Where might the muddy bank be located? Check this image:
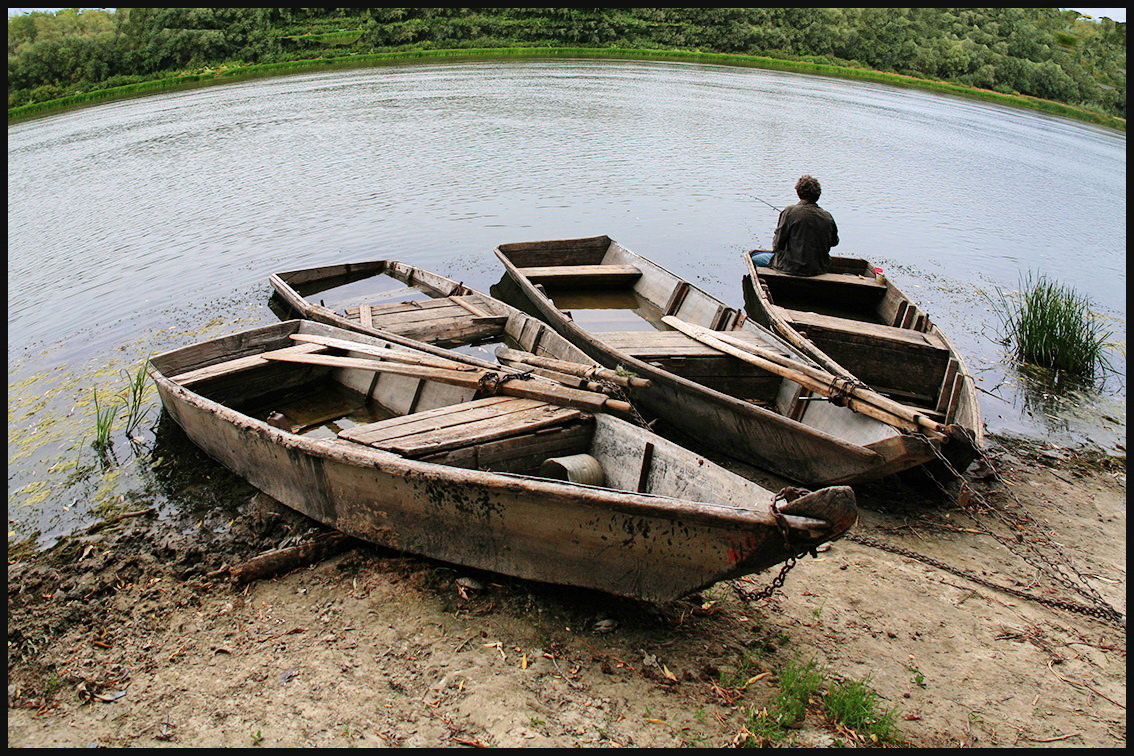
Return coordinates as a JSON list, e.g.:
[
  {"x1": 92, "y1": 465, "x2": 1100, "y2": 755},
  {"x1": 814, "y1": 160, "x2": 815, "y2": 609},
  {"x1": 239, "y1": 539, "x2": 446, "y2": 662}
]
[{"x1": 7, "y1": 437, "x2": 1126, "y2": 748}]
